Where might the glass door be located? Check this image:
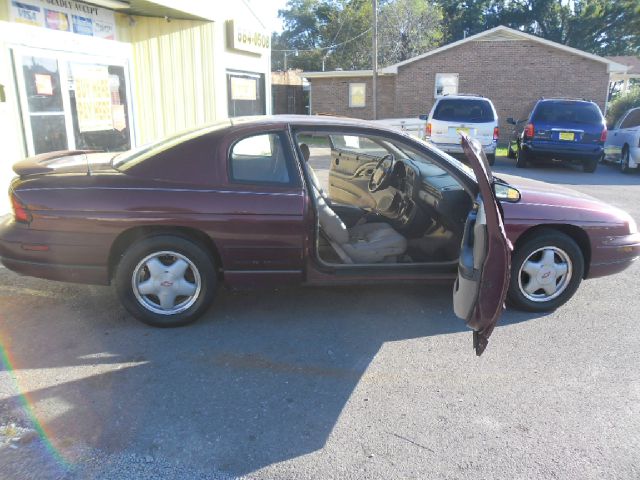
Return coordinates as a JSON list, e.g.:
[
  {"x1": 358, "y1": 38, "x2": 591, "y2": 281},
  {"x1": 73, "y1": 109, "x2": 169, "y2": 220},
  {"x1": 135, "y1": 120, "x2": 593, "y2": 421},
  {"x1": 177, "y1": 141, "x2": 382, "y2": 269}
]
[
  {"x1": 13, "y1": 48, "x2": 133, "y2": 156},
  {"x1": 17, "y1": 54, "x2": 70, "y2": 154}
]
